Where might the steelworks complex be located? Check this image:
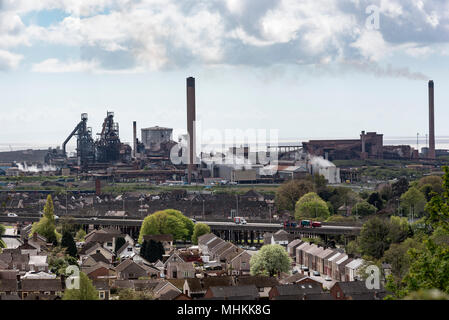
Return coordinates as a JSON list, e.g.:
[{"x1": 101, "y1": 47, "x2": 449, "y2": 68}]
[{"x1": 0, "y1": 79, "x2": 444, "y2": 185}]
